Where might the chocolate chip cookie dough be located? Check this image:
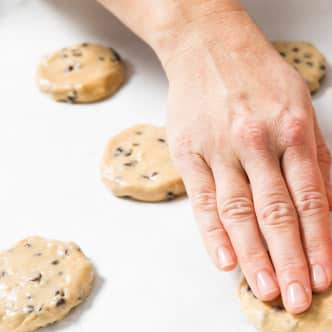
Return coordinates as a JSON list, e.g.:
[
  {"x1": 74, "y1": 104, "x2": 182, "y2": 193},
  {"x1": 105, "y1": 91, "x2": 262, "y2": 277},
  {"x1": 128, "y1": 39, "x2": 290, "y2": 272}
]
[
  {"x1": 239, "y1": 278, "x2": 332, "y2": 332},
  {"x1": 0, "y1": 237, "x2": 94, "y2": 332},
  {"x1": 273, "y1": 41, "x2": 327, "y2": 94},
  {"x1": 101, "y1": 124, "x2": 186, "y2": 202},
  {"x1": 37, "y1": 43, "x2": 125, "y2": 103}
]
